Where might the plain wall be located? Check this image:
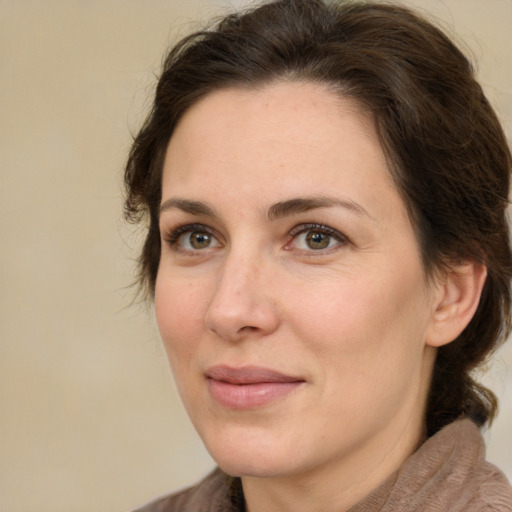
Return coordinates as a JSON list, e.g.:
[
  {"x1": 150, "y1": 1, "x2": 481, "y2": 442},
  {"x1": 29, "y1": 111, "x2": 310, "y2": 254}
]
[{"x1": 1, "y1": 1, "x2": 511, "y2": 511}]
